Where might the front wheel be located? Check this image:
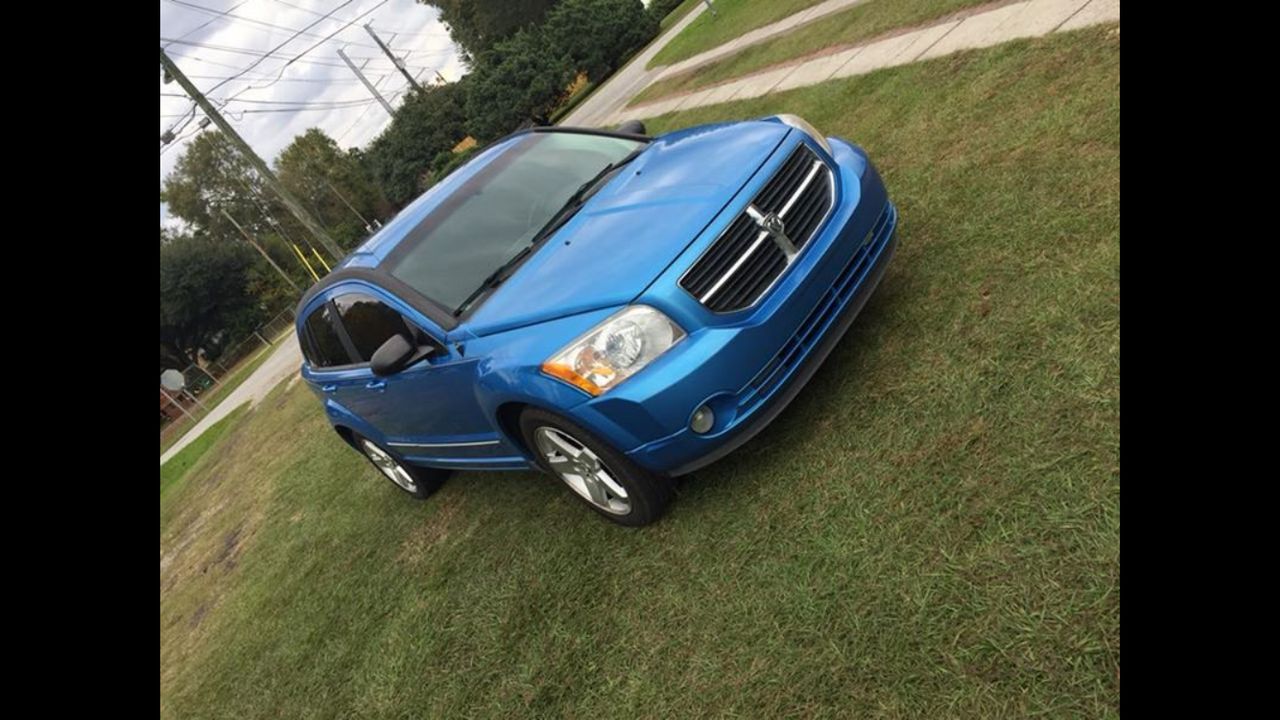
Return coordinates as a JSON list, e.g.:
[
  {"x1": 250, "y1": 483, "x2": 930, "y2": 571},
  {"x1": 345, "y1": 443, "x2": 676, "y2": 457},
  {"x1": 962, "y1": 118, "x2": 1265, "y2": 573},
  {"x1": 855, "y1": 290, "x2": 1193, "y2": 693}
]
[
  {"x1": 519, "y1": 408, "x2": 672, "y2": 526},
  {"x1": 353, "y1": 433, "x2": 446, "y2": 500}
]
